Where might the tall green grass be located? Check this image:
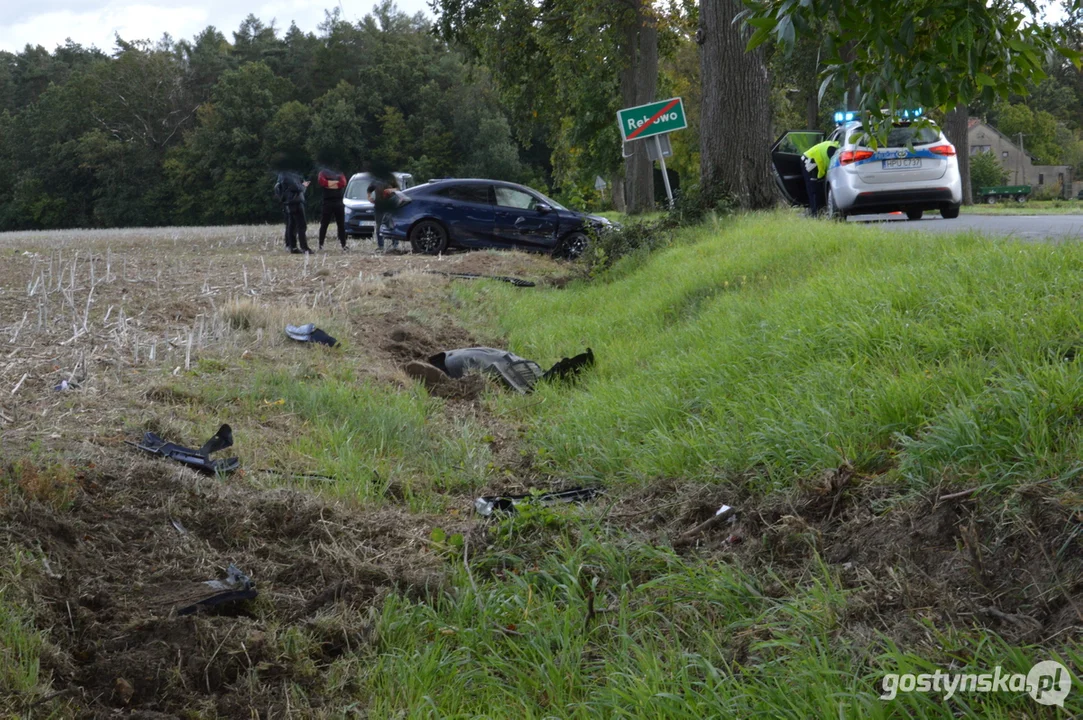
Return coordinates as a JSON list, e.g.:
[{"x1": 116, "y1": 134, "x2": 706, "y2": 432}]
[
  {"x1": 465, "y1": 213, "x2": 1083, "y2": 495},
  {"x1": 0, "y1": 550, "x2": 46, "y2": 712},
  {"x1": 196, "y1": 365, "x2": 494, "y2": 506}
]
